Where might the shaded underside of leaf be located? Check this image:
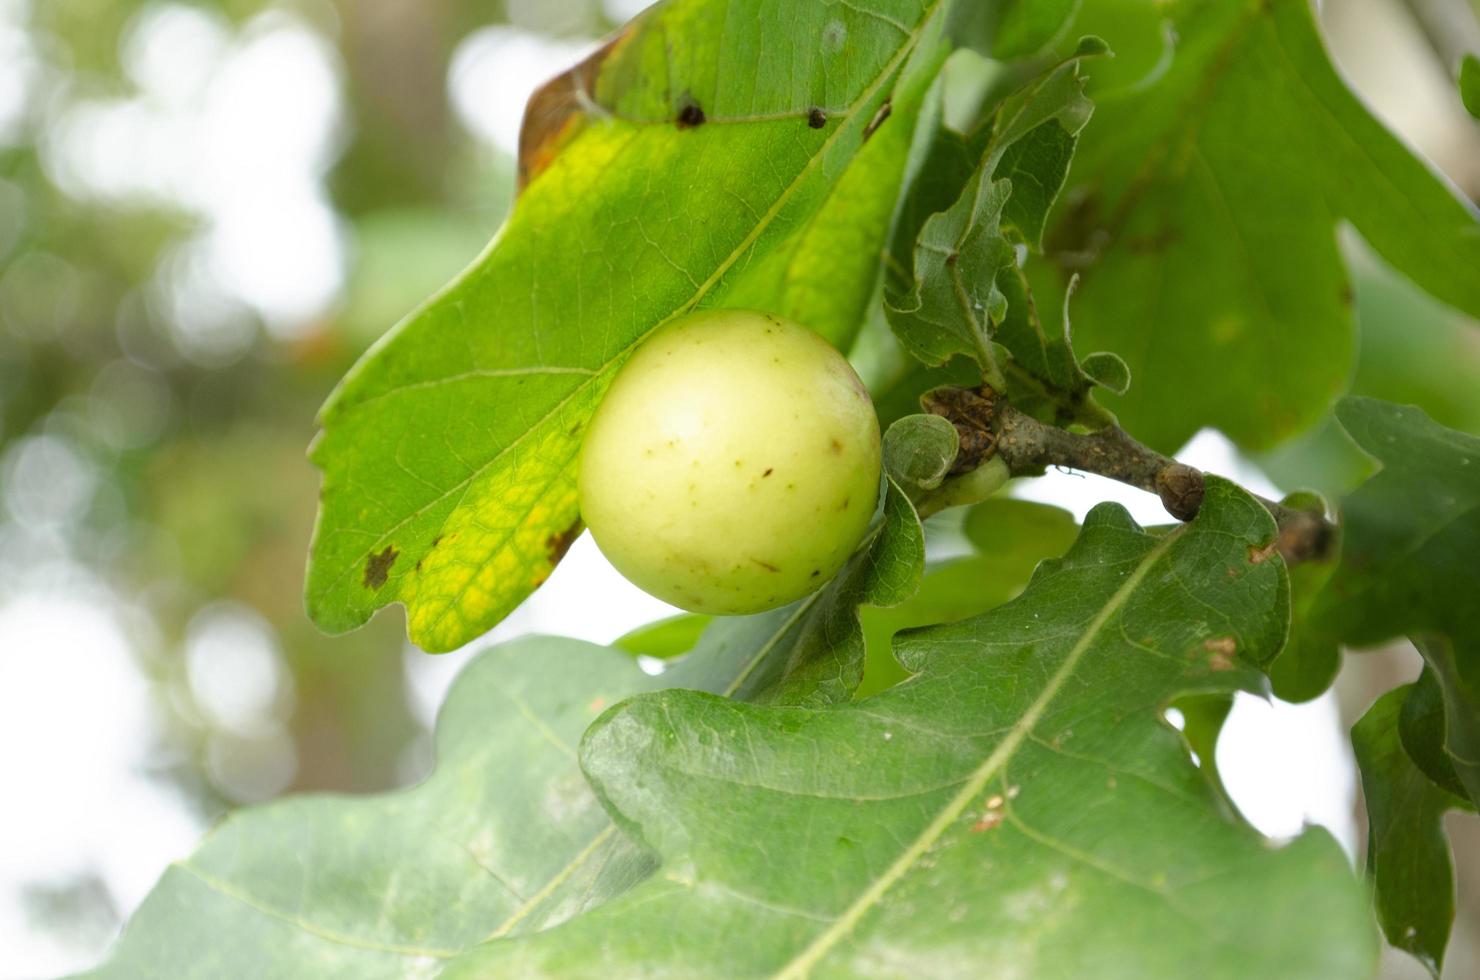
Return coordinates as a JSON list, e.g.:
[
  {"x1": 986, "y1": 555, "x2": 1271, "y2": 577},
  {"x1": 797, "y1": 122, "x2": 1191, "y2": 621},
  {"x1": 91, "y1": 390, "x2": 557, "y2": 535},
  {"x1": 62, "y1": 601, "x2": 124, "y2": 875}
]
[
  {"x1": 306, "y1": 0, "x2": 951, "y2": 652},
  {"x1": 1304, "y1": 398, "x2": 1480, "y2": 804},
  {"x1": 81, "y1": 638, "x2": 659, "y2": 978},
  {"x1": 442, "y1": 480, "x2": 1374, "y2": 978},
  {"x1": 1353, "y1": 685, "x2": 1468, "y2": 978}
]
